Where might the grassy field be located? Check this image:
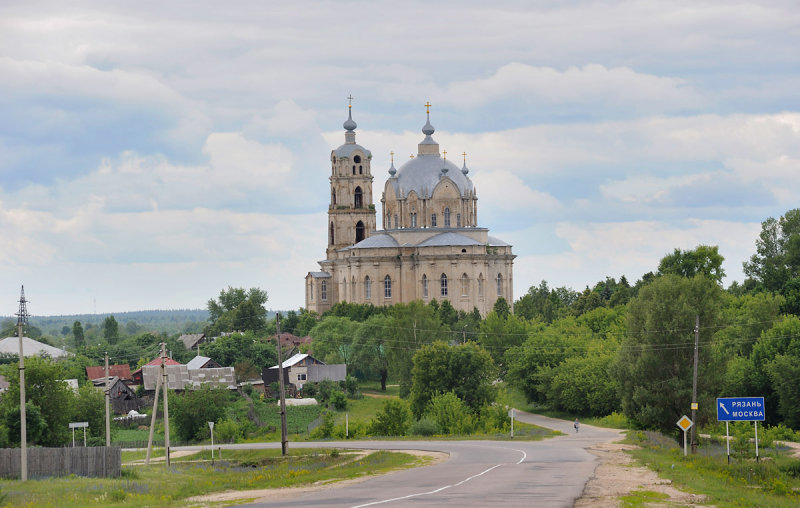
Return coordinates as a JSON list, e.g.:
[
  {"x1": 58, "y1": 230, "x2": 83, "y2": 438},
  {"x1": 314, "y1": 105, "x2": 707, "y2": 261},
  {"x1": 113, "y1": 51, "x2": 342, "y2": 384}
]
[
  {"x1": 0, "y1": 448, "x2": 424, "y2": 507},
  {"x1": 625, "y1": 430, "x2": 800, "y2": 507}
]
